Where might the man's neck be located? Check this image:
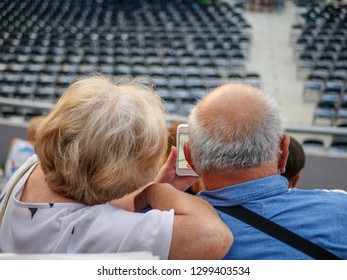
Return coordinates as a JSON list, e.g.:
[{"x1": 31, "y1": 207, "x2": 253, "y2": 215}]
[{"x1": 201, "y1": 164, "x2": 279, "y2": 191}]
